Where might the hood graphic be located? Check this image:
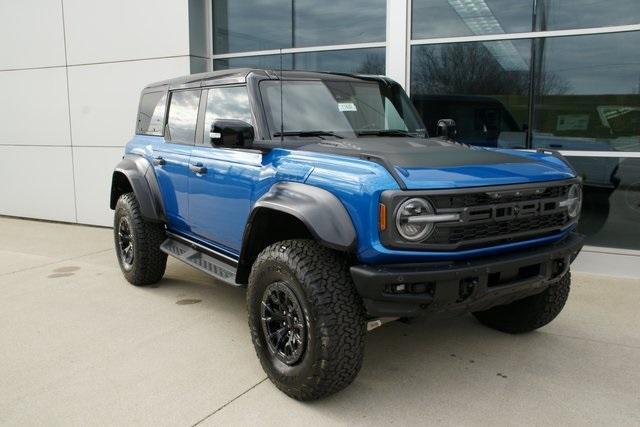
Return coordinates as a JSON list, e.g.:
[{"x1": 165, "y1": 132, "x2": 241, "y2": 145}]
[{"x1": 300, "y1": 137, "x2": 575, "y2": 189}]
